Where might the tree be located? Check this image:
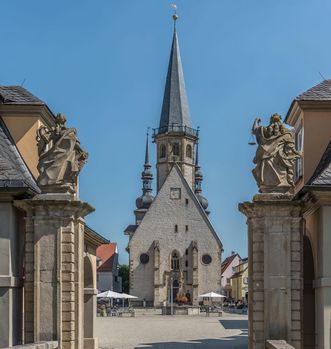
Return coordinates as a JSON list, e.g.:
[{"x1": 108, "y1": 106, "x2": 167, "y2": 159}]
[{"x1": 119, "y1": 264, "x2": 129, "y2": 293}]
